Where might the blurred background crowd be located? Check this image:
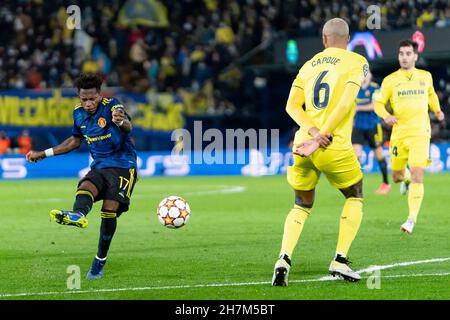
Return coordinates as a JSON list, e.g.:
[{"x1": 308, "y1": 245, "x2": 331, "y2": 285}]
[{"x1": 0, "y1": 0, "x2": 449, "y2": 154}]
